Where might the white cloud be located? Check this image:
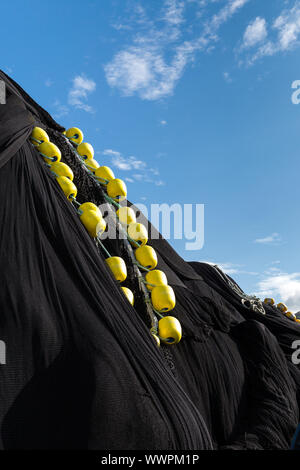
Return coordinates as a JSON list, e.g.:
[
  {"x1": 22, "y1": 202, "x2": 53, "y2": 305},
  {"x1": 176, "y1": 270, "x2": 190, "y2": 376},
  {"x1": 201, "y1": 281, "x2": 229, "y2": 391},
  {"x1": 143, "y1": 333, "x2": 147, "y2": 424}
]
[
  {"x1": 242, "y1": 17, "x2": 267, "y2": 48},
  {"x1": 254, "y1": 233, "x2": 282, "y2": 245},
  {"x1": 204, "y1": 261, "x2": 242, "y2": 275},
  {"x1": 160, "y1": 120, "x2": 167, "y2": 125},
  {"x1": 105, "y1": 0, "x2": 249, "y2": 100},
  {"x1": 102, "y1": 149, "x2": 146, "y2": 171},
  {"x1": 204, "y1": 260, "x2": 259, "y2": 276},
  {"x1": 274, "y1": 3, "x2": 300, "y2": 50},
  {"x1": 218, "y1": 262, "x2": 241, "y2": 275},
  {"x1": 102, "y1": 149, "x2": 165, "y2": 186},
  {"x1": 204, "y1": 258, "x2": 300, "y2": 312},
  {"x1": 254, "y1": 272, "x2": 300, "y2": 313},
  {"x1": 68, "y1": 75, "x2": 96, "y2": 112},
  {"x1": 105, "y1": 44, "x2": 196, "y2": 100},
  {"x1": 242, "y1": 1, "x2": 300, "y2": 65},
  {"x1": 52, "y1": 100, "x2": 69, "y2": 119},
  {"x1": 163, "y1": 0, "x2": 185, "y2": 26},
  {"x1": 223, "y1": 71, "x2": 232, "y2": 83},
  {"x1": 207, "y1": 0, "x2": 249, "y2": 33},
  {"x1": 45, "y1": 79, "x2": 54, "y2": 87}
]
